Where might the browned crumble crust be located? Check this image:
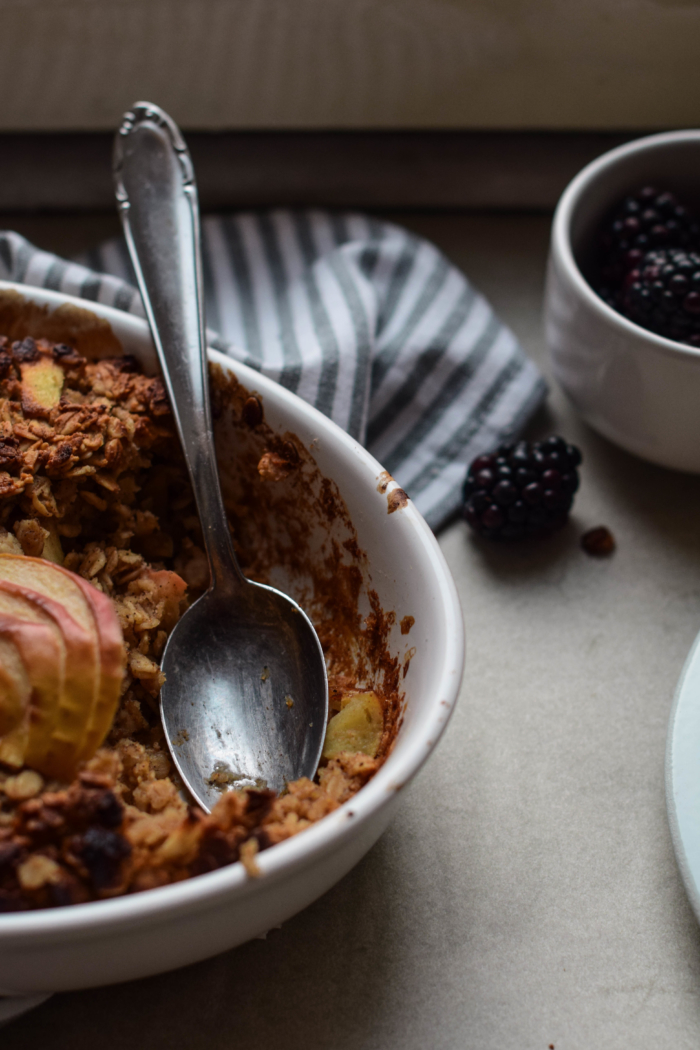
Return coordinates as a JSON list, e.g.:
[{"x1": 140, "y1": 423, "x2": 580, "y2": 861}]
[
  {"x1": 0, "y1": 749, "x2": 377, "y2": 909},
  {"x1": 0, "y1": 336, "x2": 387, "y2": 911}
]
